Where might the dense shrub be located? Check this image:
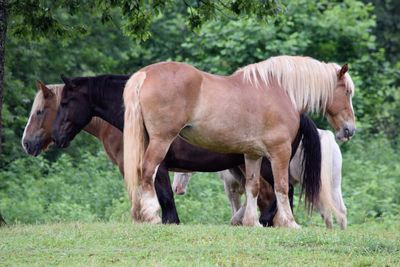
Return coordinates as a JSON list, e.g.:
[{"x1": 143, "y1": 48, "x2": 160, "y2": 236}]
[
  {"x1": 0, "y1": 135, "x2": 399, "y2": 226},
  {"x1": 0, "y1": 150, "x2": 125, "y2": 224}
]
